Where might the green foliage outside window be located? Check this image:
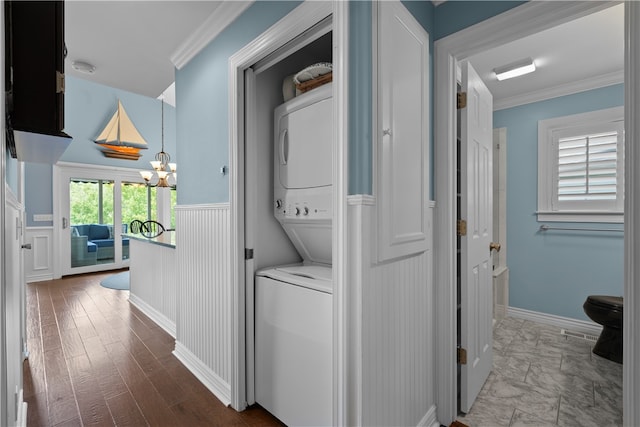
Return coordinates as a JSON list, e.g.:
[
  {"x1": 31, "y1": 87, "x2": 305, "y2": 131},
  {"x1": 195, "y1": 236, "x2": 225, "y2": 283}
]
[{"x1": 69, "y1": 180, "x2": 158, "y2": 228}]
